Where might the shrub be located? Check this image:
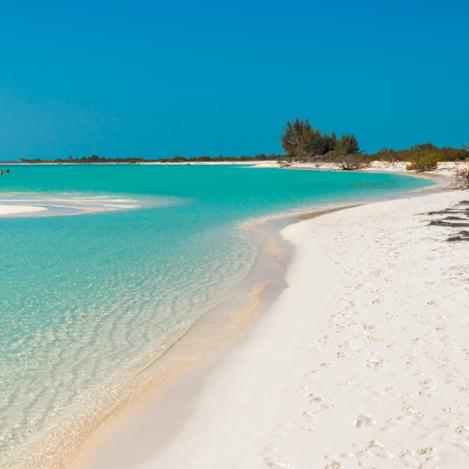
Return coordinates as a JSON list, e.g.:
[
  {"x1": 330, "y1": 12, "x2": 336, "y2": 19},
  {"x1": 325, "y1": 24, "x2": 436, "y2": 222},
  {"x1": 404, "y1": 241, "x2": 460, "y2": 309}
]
[{"x1": 406, "y1": 152, "x2": 440, "y2": 171}]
